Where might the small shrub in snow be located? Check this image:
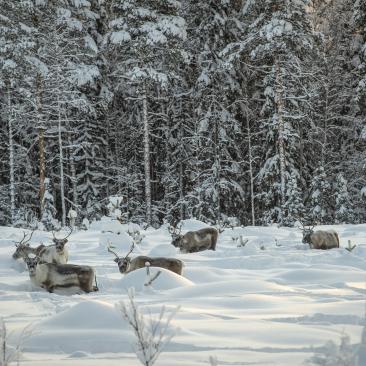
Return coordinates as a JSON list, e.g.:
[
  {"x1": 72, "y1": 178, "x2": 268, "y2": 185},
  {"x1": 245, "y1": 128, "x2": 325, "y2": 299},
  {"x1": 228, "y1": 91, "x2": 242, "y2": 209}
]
[
  {"x1": 345, "y1": 240, "x2": 357, "y2": 252},
  {"x1": 117, "y1": 289, "x2": 179, "y2": 366},
  {"x1": 232, "y1": 235, "x2": 248, "y2": 247},
  {"x1": 309, "y1": 333, "x2": 356, "y2": 366},
  {"x1": 0, "y1": 317, "x2": 33, "y2": 366},
  {"x1": 128, "y1": 228, "x2": 145, "y2": 245}
]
